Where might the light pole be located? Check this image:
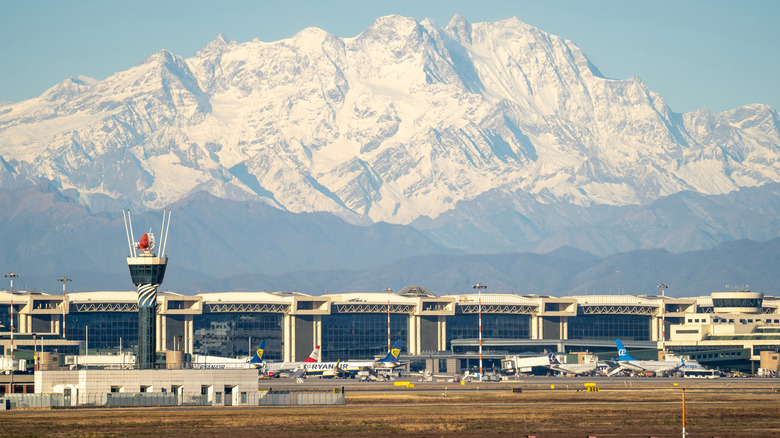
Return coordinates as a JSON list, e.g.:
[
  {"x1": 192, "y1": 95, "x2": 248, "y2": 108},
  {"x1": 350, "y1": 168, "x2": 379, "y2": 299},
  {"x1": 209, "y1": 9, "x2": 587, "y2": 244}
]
[
  {"x1": 5, "y1": 272, "x2": 18, "y2": 393},
  {"x1": 58, "y1": 277, "x2": 71, "y2": 339},
  {"x1": 473, "y1": 283, "x2": 486, "y2": 381},
  {"x1": 384, "y1": 288, "x2": 393, "y2": 352},
  {"x1": 658, "y1": 283, "x2": 669, "y2": 352}
]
